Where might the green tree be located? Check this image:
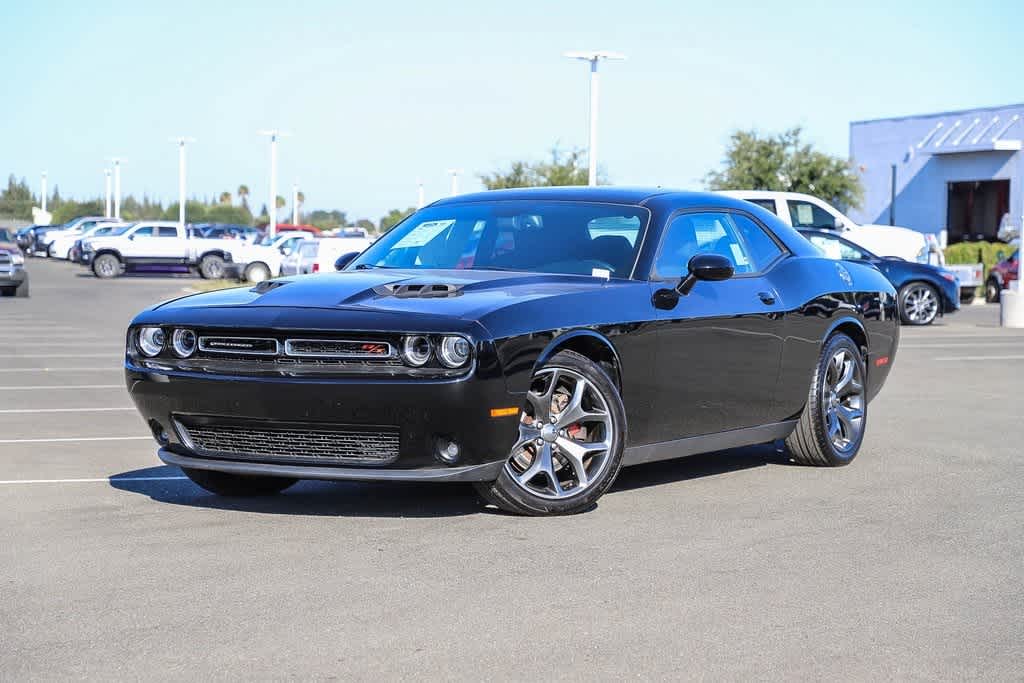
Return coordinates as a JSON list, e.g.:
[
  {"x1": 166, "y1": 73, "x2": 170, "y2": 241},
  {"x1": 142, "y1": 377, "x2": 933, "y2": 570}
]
[
  {"x1": 162, "y1": 200, "x2": 209, "y2": 223},
  {"x1": 0, "y1": 175, "x2": 35, "y2": 219},
  {"x1": 308, "y1": 209, "x2": 347, "y2": 231},
  {"x1": 379, "y1": 207, "x2": 414, "y2": 232},
  {"x1": 51, "y1": 199, "x2": 105, "y2": 224},
  {"x1": 480, "y1": 147, "x2": 591, "y2": 189},
  {"x1": 705, "y1": 127, "x2": 863, "y2": 210},
  {"x1": 354, "y1": 218, "x2": 375, "y2": 233},
  {"x1": 237, "y1": 184, "x2": 250, "y2": 211},
  {"x1": 219, "y1": 191, "x2": 232, "y2": 205},
  {"x1": 206, "y1": 203, "x2": 253, "y2": 225}
]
